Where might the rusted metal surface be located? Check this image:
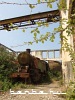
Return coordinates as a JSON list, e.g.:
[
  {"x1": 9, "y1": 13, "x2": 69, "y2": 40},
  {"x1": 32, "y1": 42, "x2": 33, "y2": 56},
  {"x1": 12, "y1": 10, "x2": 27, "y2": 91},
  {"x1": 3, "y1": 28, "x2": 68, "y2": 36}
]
[
  {"x1": 18, "y1": 51, "x2": 34, "y2": 66},
  {"x1": 48, "y1": 60, "x2": 62, "y2": 72},
  {"x1": 10, "y1": 72, "x2": 29, "y2": 78},
  {"x1": 33, "y1": 57, "x2": 47, "y2": 72},
  {"x1": 0, "y1": 2, "x2": 74, "y2": 31},
  {"x1": 0, "y1": 10, "x2": 60, "y2": 30}
]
